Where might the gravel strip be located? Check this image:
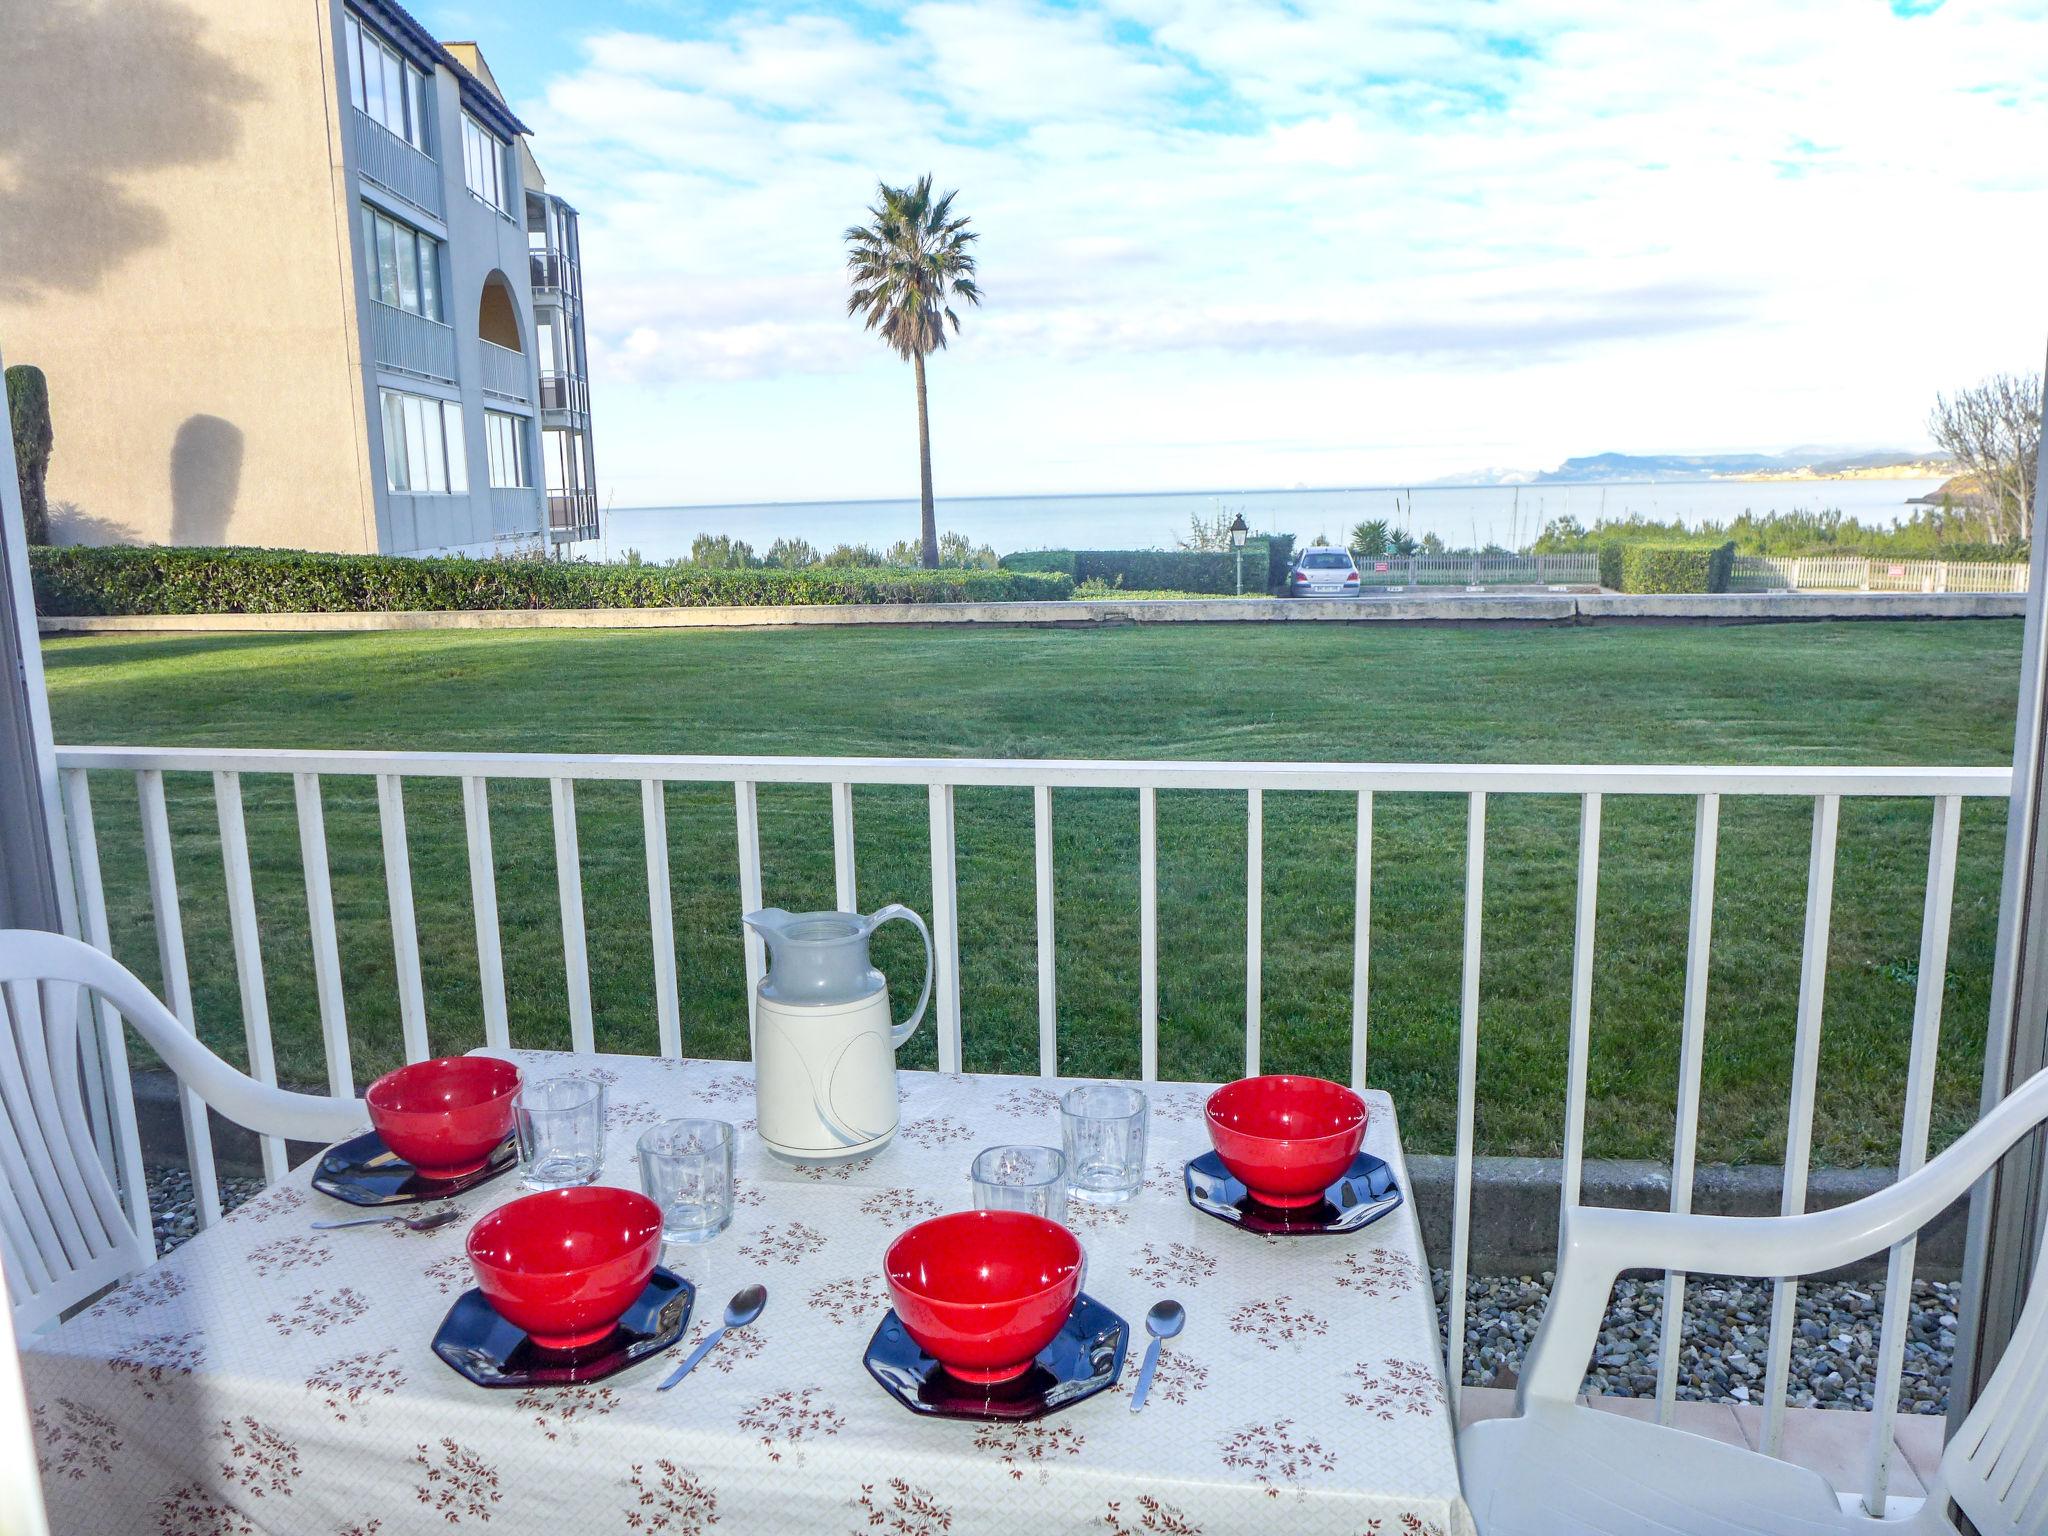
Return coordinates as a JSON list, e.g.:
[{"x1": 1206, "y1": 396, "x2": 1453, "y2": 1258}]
[
  {"x1": 146, "y1": 1165, "x2": 264, "y2": 1257},
  {"x1": 1439, "y1": 1269, "x2": 1957, "y2": 1413},
  {"x1": 142, "y1": 1166, "x2": 1954, "y2": 1414}
]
